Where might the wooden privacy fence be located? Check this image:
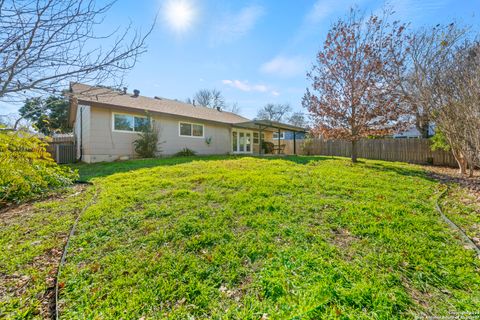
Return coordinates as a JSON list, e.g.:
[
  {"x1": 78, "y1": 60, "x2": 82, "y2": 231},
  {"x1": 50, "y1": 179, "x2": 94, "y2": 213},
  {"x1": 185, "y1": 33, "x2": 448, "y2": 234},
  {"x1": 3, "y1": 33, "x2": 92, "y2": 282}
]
[
  {"x1": 283, "y1": 138, "x2": 458, "y2": 167},
  {"x1": 46, "y1": 134, "x2": 76, "y2": 164}
]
